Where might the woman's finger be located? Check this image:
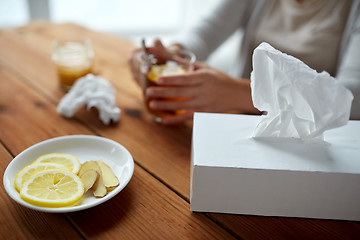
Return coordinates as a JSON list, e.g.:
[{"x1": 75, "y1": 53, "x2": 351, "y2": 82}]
[
  {"x1": 146, "y1": 85, "x2": 198, "y2": 98},
  {"x1": 157, "y1": 70, "x2": 208, "y2": 86},
  {"x1": 193, "y1": 61, "x2": 210, "y2": 70},
  {"x1": 147, "y1": 39, "x2": 171, "y2": 63}
]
